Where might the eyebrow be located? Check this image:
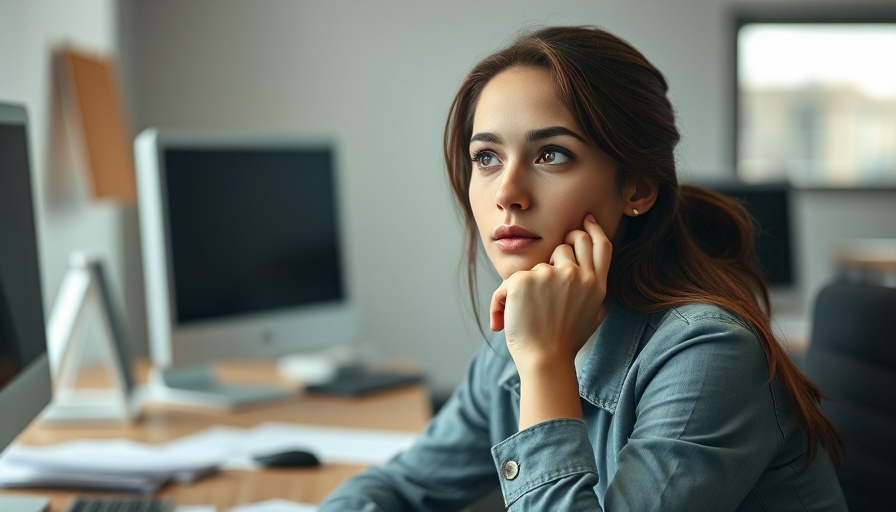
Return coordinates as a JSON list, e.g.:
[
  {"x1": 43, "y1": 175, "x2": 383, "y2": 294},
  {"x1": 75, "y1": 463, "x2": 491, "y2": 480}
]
[
  {"x1": 469, "y1": 126, "x2": 587, "y2": 145},
  {"x1": 470, "y1": 132, "x2": 502, "y2": 144},
  {"x1": 527, "y1": 126, "x2": 587, "y2": 143}
]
